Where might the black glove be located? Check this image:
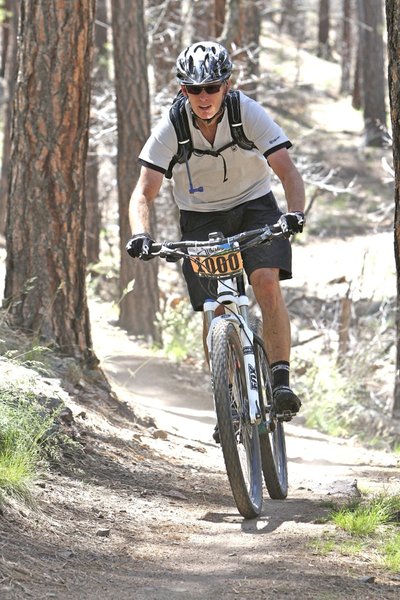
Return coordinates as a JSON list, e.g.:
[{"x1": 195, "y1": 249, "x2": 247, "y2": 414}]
[
  {"x1": 126, "y1": 233, "x2": 155, "y2": 260},
  {"x1": 278, "y1": 211, "x2": 305, "y2": 237}
]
